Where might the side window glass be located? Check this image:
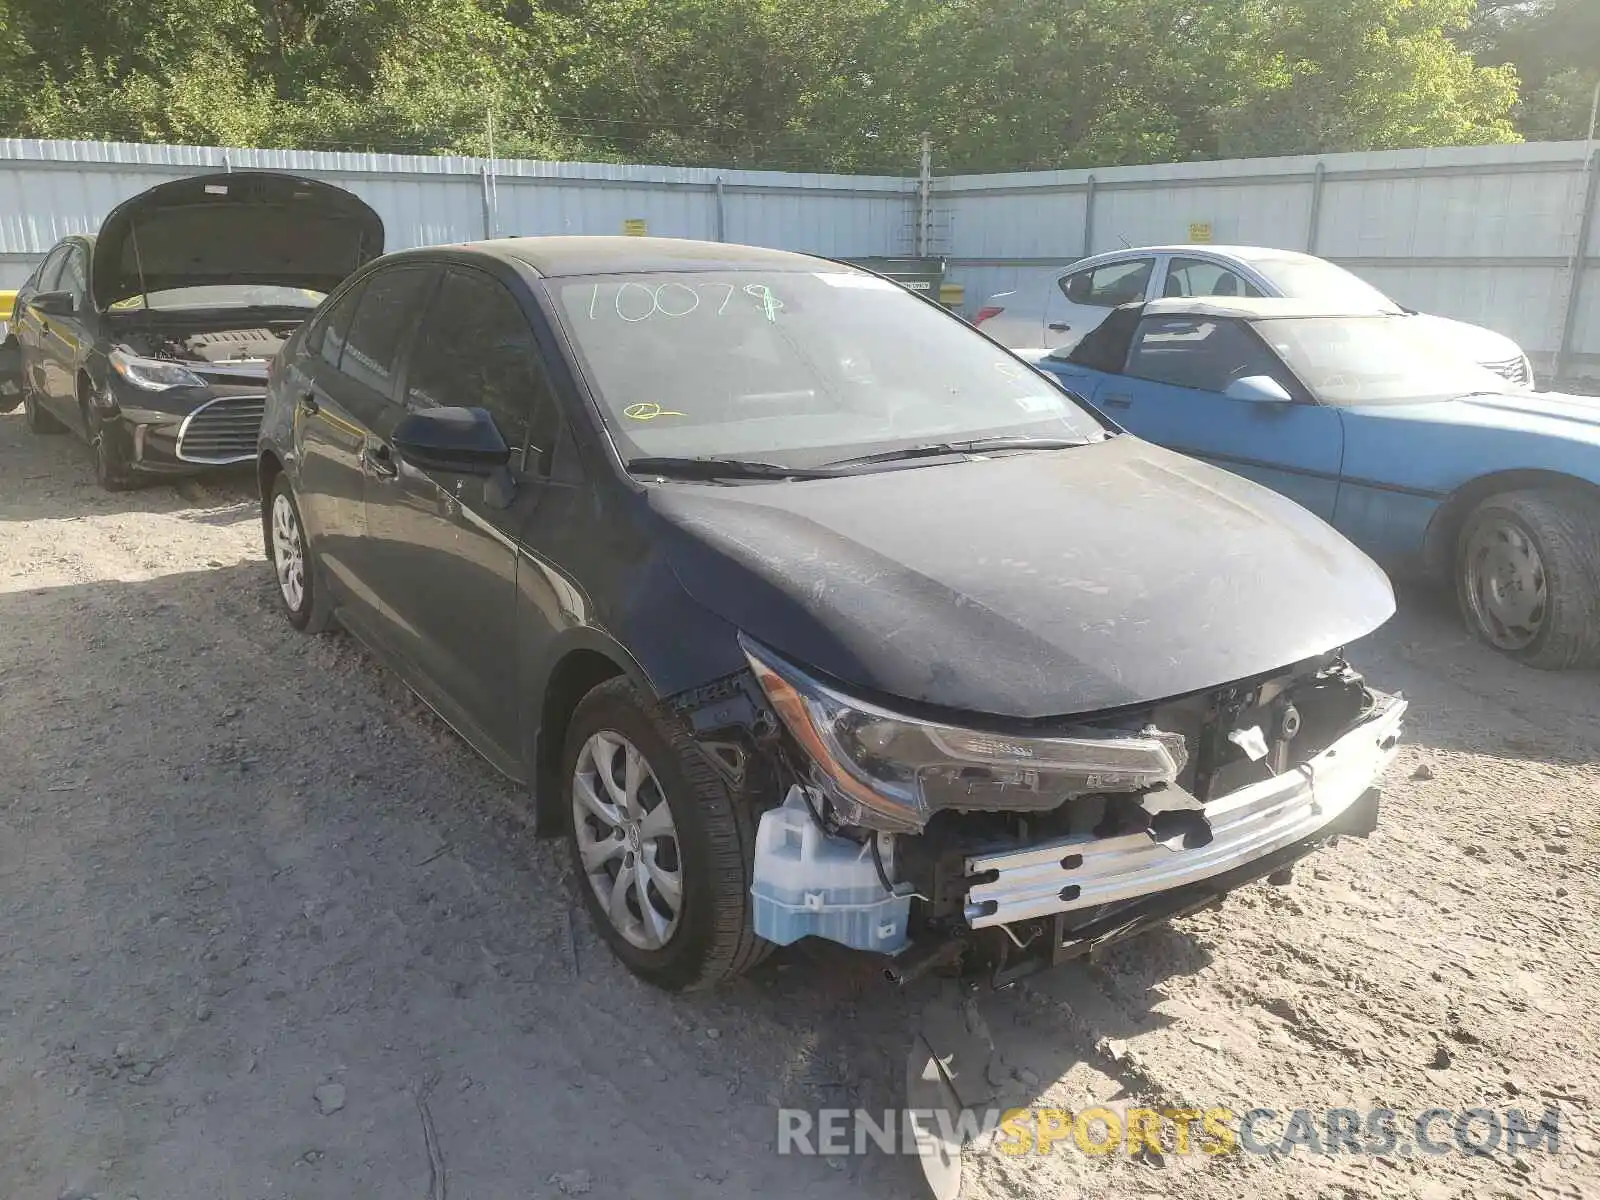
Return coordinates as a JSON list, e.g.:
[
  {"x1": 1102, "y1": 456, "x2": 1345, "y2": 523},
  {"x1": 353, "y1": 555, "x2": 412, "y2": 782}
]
[
  {"x1": 405, "y1": 269, "x2": 557, "y2": 465},
  {"x1": 58, "y1": 248, "x2": 88, "y2": 303},
  {"x1": 314, "y1": 281, "x2": 367, "y2": 368},
  {"x1": 1127, "y1": 318, "x2": 1282, "y2": 392},
  {"x1": 1062, "y1": 259, "x2": 1155, "y2": 308},
  {"x1": 1163, "y1": 257, "x2": 1263, "y2": 300},
  {"x1": 339, "y1": 267, "x2": 434, "y2": 396}
]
